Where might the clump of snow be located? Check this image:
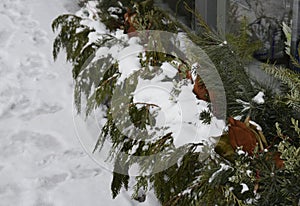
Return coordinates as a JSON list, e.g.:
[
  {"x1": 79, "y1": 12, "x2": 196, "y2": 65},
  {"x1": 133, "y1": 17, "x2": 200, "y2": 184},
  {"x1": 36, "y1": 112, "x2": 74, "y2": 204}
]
[
  {"x1": 161, "y1": 62, "x2": 178, "y2": 78},
  {"x1": 252, "y1": 91, "x2": 265, "y2": 104},
  {"x1": 246, "y1": 170, "x2": 252, "y2": 177},
  {"x1": 209, "y1": 163, "x2": 231, "y2": 183},
  {"x1": 108, "y1": 7, "x2": 123, "y2": 14},
  {"x1": 117, "y1": 43, "x2": 144, "y2": 83},
  {"x1": 132, "y1": 71, "x2": 225, "y2": 148},
  {"x1": 75, "y1": 1, "x2": 108, "y2": 47},
  {"x1": 240, "y1": 183, "x2": 249, "y2": 194},
  {"x1": 181, "y1": 188, "x2": 192, "y2": 196},
  {"x1": 233, "y1": 115, "x2": 243, "y2": 121},
  {"x1": 219, "y1": 40, "x2": 228, "y2": 46},
  {"x1": 177, "y1": 156, "x2": 183, "y2": 168},
  {"x1": 75, "y1": 1, "x2": 98, "y2": 19},
  {"x1": 237, "y1": 149, "x2": 246, "y2": 156},
  {"x1": 249, "y1": 120, "x2": 262, "y2": 131},
  {"x1": 236, "y1": 99, "x2": 250, "y2": 112}
]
